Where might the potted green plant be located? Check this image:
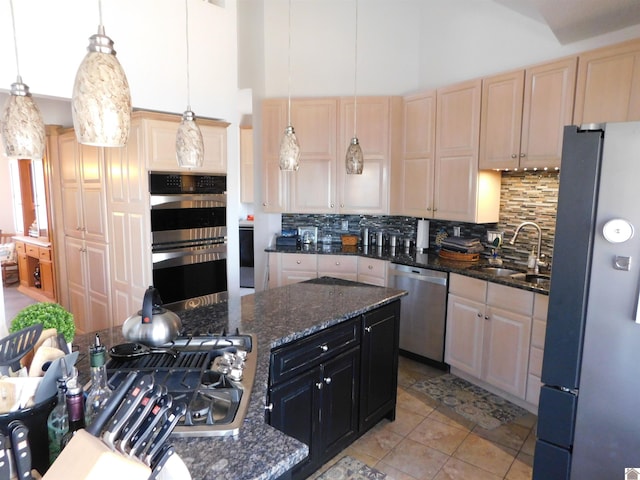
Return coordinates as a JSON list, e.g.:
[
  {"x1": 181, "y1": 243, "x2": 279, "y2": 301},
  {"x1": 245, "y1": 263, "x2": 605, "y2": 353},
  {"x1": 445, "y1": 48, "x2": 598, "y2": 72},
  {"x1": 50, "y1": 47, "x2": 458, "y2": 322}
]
[{"x1": 10, "y1": 302, "x2": 75, "y2": 344}]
